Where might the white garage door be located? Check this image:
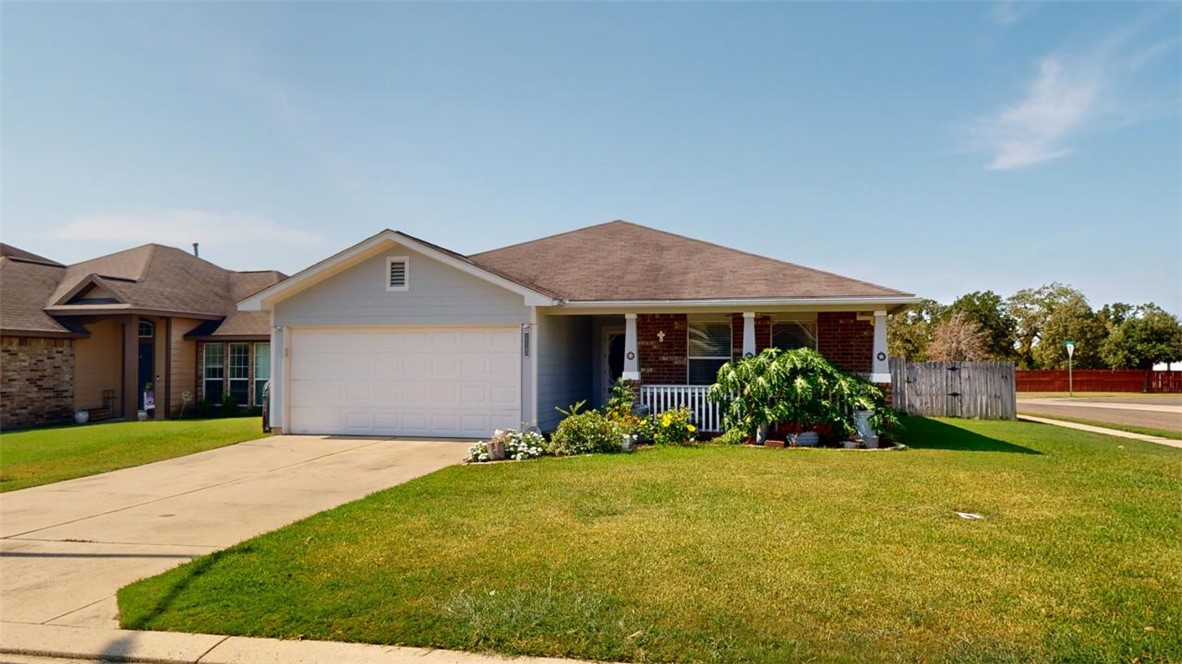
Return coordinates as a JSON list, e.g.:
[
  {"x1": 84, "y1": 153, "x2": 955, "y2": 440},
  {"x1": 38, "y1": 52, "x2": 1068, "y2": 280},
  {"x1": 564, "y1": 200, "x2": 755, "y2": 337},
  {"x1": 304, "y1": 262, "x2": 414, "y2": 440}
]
[{"x1": 288, "y1": 327, "x2": 521, "y2": 438}]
